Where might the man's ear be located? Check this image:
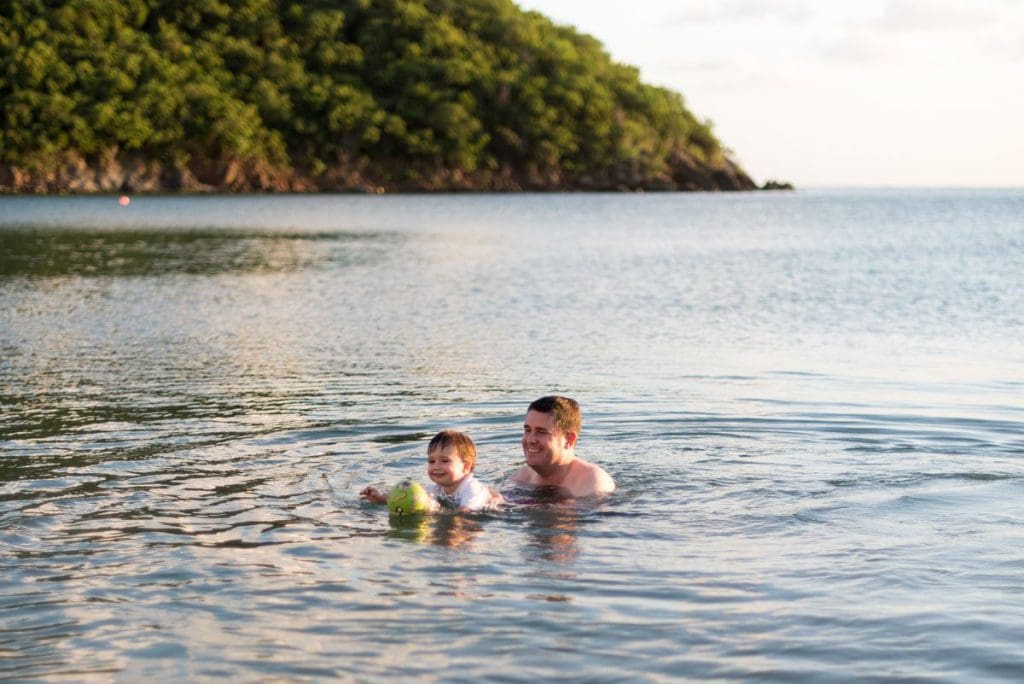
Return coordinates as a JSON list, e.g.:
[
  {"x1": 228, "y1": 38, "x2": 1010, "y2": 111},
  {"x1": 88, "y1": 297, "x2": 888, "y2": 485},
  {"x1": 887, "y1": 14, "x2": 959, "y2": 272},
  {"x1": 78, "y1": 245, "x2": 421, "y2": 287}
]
[{"x1": 564, "y1": 431, "x2": 578, "y2": 448}]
